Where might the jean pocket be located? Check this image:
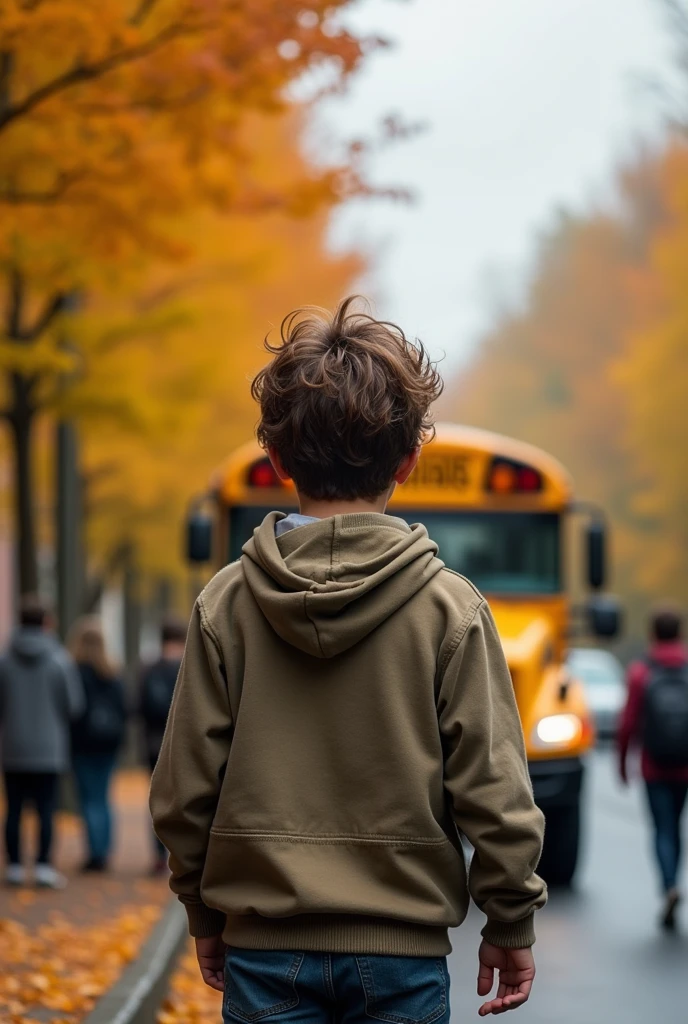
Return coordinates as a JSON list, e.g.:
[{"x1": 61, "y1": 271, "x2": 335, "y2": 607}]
[
  {"x1": 356, "y1": 956, "x2": 448, "y2": 1024},
  {"x1": 224, "y1": 949, "x2": 304, "y2": 1022}
]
